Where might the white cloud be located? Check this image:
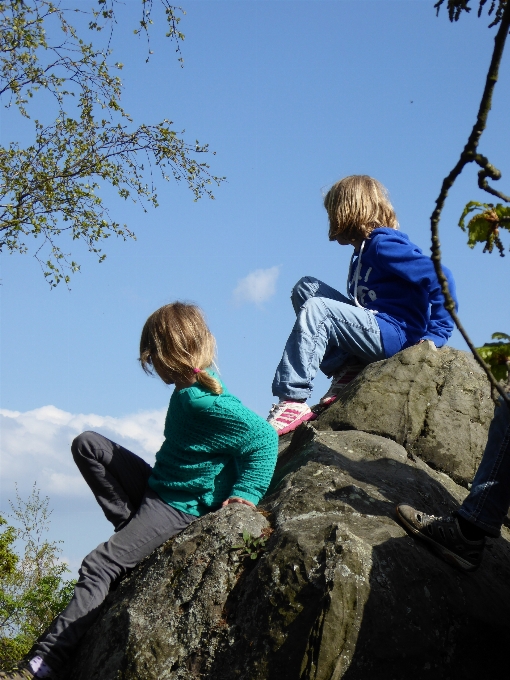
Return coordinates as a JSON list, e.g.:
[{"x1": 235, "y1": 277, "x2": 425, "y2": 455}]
[
  {"x1": 233, "y1": 266, "x2": 280, "y2": 307},
  {"x1": 0, "y1": 406, "x2": 165, "y2": 500}
]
